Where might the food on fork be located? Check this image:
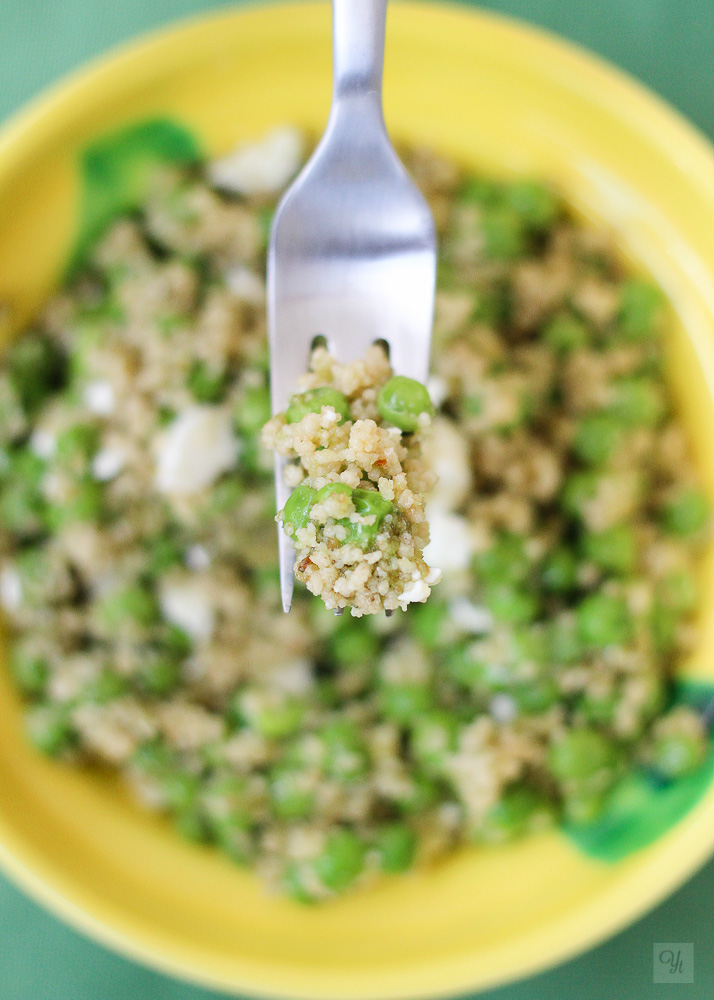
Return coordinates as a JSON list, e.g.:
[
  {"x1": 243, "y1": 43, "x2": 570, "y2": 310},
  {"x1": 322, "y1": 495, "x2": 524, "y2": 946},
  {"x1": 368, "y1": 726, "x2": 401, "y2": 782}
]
[{"x1": 262, "y1": 346, "x2": 441, "y2": 616}]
